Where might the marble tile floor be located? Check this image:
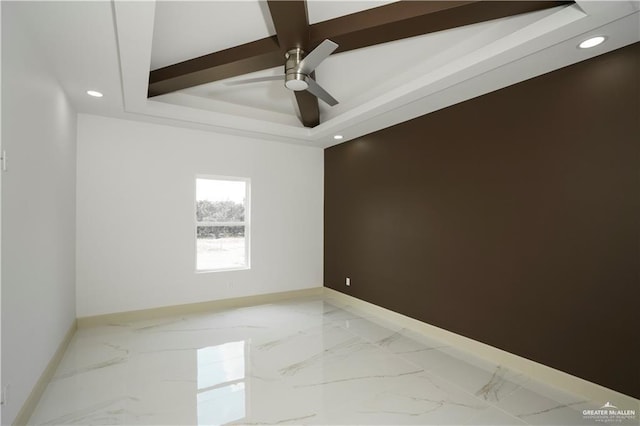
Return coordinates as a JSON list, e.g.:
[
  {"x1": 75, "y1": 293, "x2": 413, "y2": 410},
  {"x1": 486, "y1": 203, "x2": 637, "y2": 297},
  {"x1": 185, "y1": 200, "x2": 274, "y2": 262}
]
[{"x1": 28, "y1": 296, "x2": 637, "y2": 425}]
